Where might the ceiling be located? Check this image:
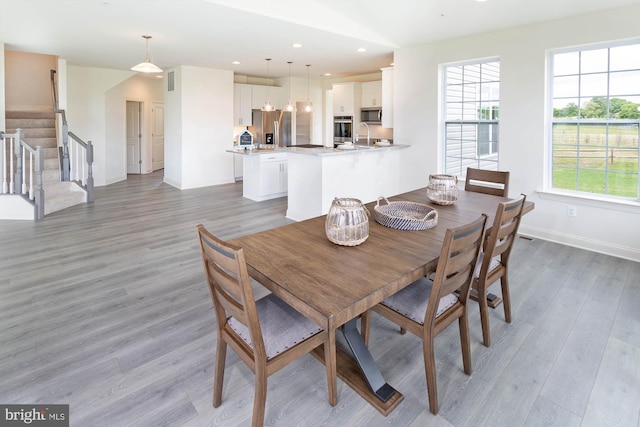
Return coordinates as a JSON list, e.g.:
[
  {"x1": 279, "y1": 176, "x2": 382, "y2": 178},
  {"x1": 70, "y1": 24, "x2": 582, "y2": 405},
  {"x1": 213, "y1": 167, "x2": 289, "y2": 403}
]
[{"x1": 0, "y1": 0, "x2": 637, "y2": 80}]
